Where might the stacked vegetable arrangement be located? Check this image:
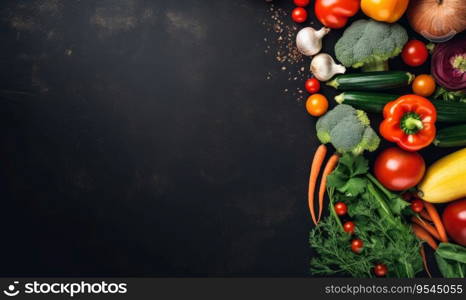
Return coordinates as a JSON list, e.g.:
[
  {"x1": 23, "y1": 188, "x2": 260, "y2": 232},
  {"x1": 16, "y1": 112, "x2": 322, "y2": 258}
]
[{"x1": 290, "y1": 0, "x2": 466, "y2": 277}]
